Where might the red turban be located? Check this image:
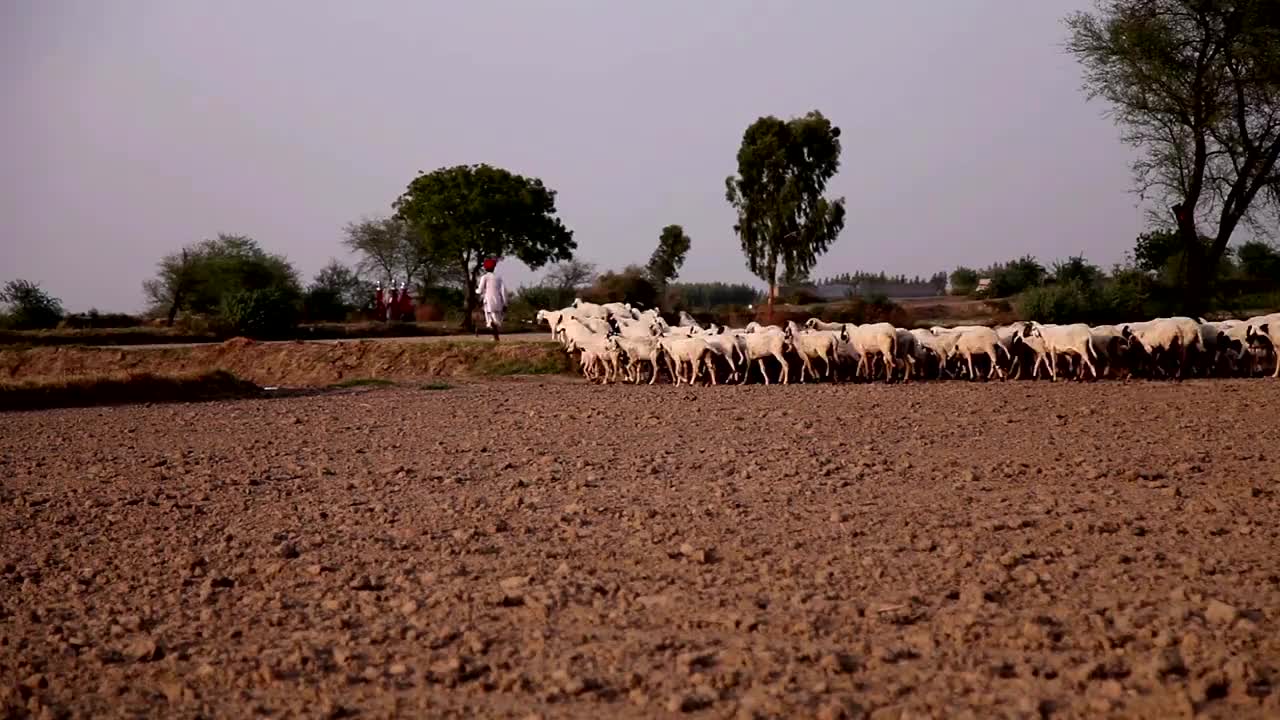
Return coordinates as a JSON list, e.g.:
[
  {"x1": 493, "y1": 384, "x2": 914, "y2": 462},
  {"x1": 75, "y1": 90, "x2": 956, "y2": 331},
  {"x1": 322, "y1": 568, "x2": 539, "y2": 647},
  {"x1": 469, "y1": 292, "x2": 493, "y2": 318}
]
[{"x1": 483, "y1": 258, "x2": 496, "y2": 271}]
